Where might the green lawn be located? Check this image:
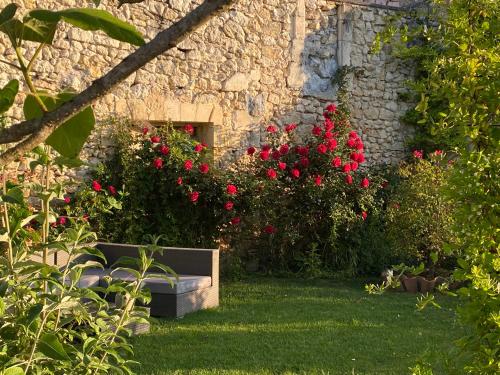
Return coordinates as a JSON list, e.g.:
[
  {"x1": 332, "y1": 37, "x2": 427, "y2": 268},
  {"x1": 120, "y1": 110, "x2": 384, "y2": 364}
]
[{"x1": 132, "y1": 277, "x2": 464, "y2": 375}]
